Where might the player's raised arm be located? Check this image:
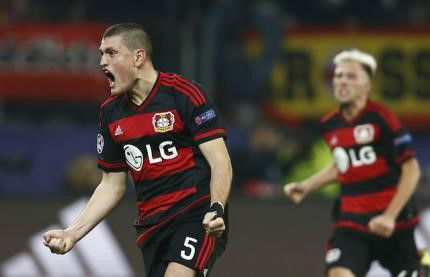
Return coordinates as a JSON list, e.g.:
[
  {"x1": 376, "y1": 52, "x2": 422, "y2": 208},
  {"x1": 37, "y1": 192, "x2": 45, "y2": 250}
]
[
  {"x1": 283, "y1": 162, "x2": 337, "y2": 204},
  {"x1": 43, "y1": 171, "x2": 127, "y2": 254},
  {"x1": 199, "y1": 138, "x2": 232, "y2": 237}
]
